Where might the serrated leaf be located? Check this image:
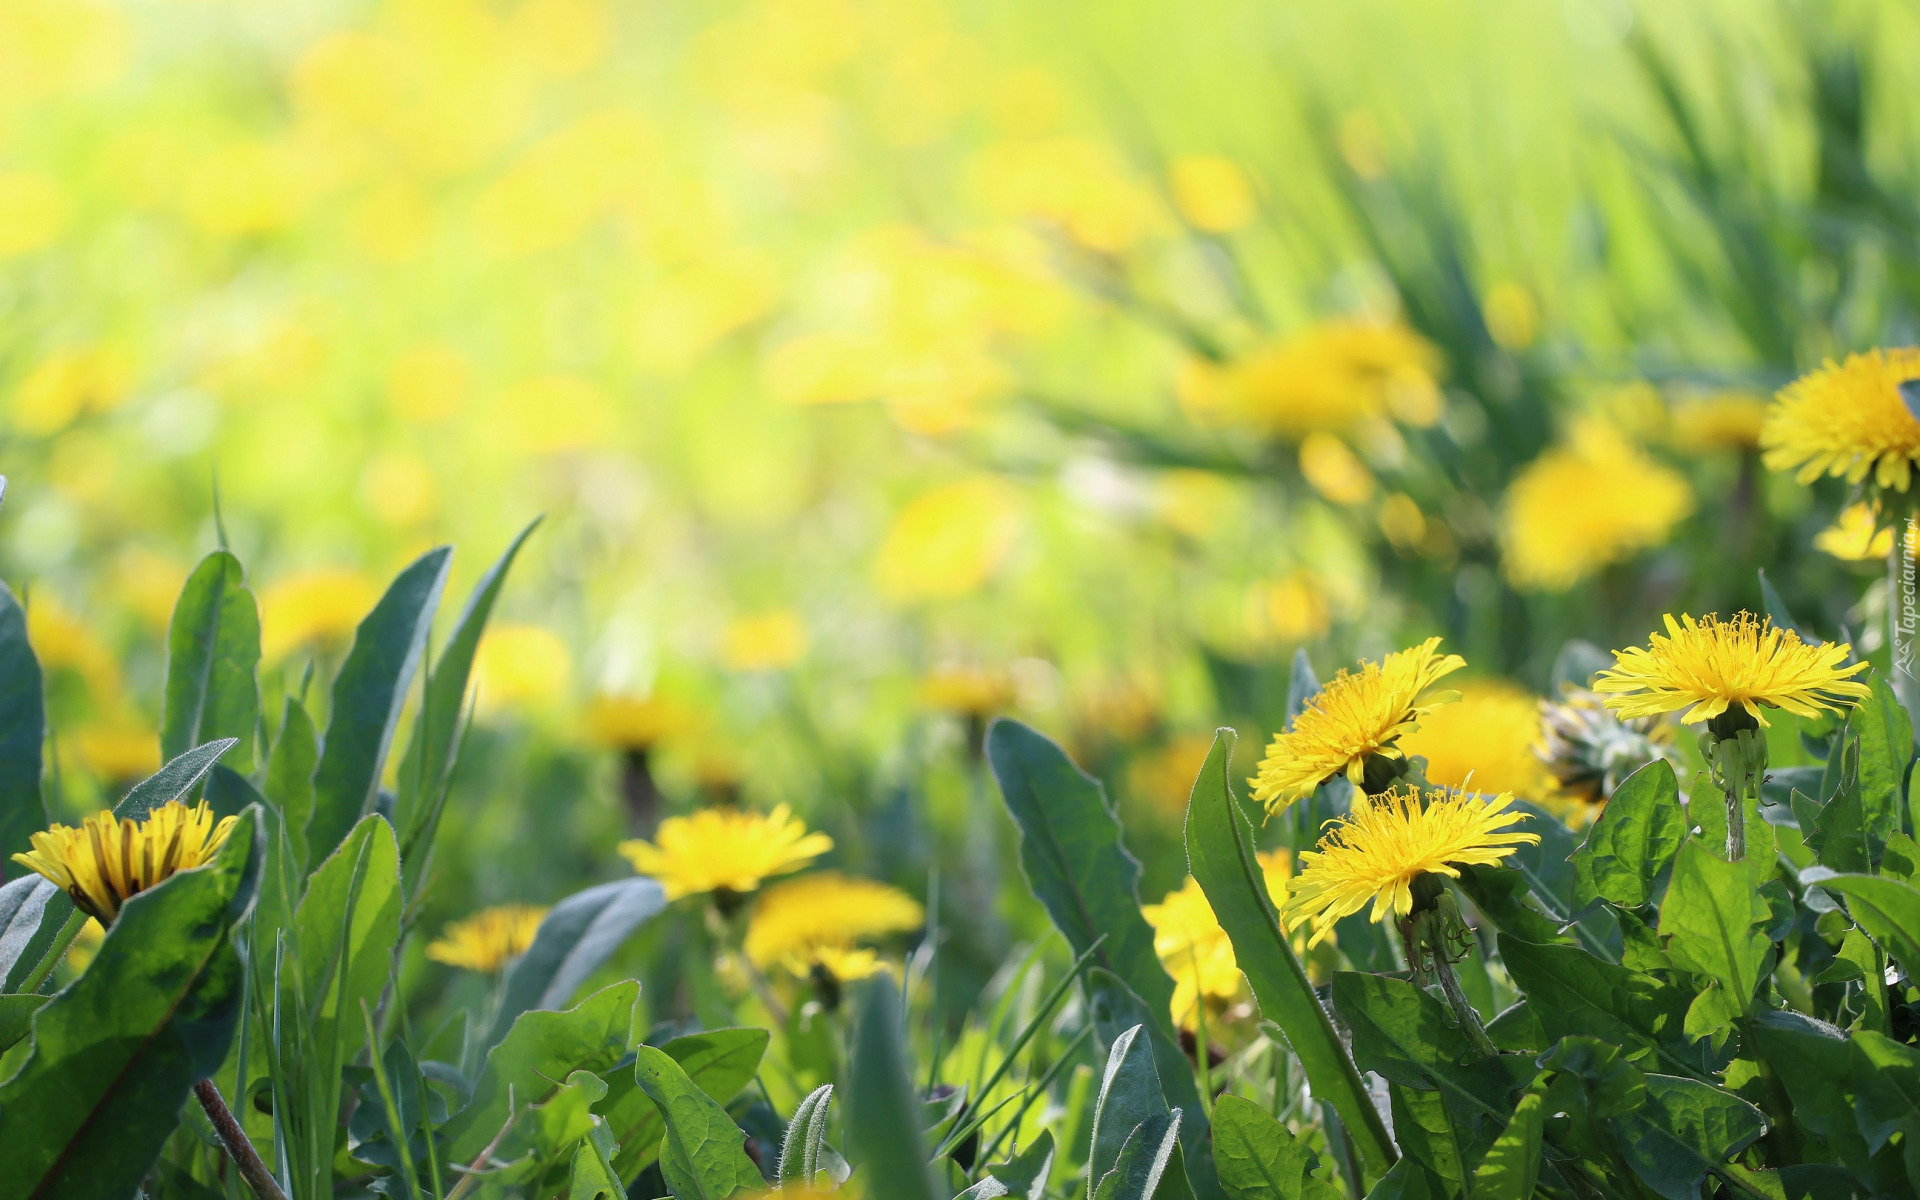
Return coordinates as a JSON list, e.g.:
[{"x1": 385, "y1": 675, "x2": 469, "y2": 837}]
[
  {"x1": 1330, "y1": 973, "x2": 1523, "y2": 1127},
  {"x1": 845, "y1": 974, "x2": 937, "y2": 1200},
  {"x1": 1854, "y1": 672, "x2": 1912, "y2": 852},
  {"x1": 1572, "y1": 759, "x2": 1685, "y2": 908},
  {"x1": 634, "y1": 1044, "x2": 762, "y2": 1200},
  {"x1": 485, "y1": 876, "x2": 667, "y2": 1050},
  {"x1": 1609, "y1": 1075, "x2": 1766, "y2": 1200},
  {"x1": 1470, "y1": 1075, "x2": 1546, "y2": 1200},
  {"x1": 162, "y1": 550, "x2": 261, "y2": 775},
  {"x1": 1816, "y1": 872, "x2": 1920, "y2": 984},
  {"x1": 988, "y1": 719, "x2": 1176, "y2": 1027},
  {"x1": 1496, "y1": 937, "x2": 1702, "y2": 1076},
  {"x1": 0, "y1": 581, "x2": 43, "y2": 876},
  {"x1": 1185, "y1": 731, "x2": 1393, "y2": 1173},
  {"x1": 308, "y1": 546, "x2": 451, "y2": 862},
  {"x1": 444, "y1": 980, "x2": 638, "y2": 1163},
  {"x1": 1657, "y1": 840, "x2": 1769, "y2": 1031},
  {"x1": 604, "y1": 1026, "x2": 769, "y2": 1182},
  {"x1": 1211, "y1": 1095, "x2": 1341, "y2": 1200},
  {"x1": 1388, "y1": 1084, "x2": 1467, "y2": 1199},
  {"x1": 982, "y1": 1129, "x2": 1056, "y2": 1200},
  {"x1": 0, "y1": 807, "x2": 260, "y2": 1200}
]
